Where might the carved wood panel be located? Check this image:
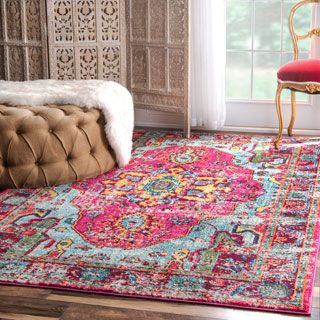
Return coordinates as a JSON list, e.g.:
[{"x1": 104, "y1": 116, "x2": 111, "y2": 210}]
[
  {"x1": 126, "y1": 0, "x2": 190, "y2": 136},
  {"x1": 0, "y1": 0, "x2": 48, "y2": 80},
  {"x1": 47, "y1": 0, "x2": 127, "y2": 84}
]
